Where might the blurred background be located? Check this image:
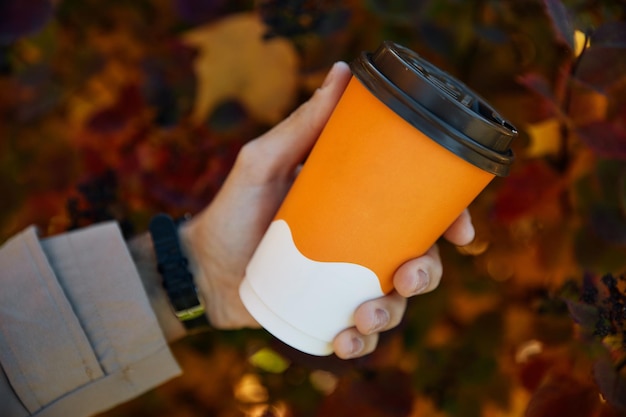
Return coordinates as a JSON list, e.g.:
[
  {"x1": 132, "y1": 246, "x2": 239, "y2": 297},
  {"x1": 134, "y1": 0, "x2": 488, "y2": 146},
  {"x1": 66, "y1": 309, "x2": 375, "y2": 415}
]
[{"x1": 1, "y1": 0, "x2": 626, "y2": 416}]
